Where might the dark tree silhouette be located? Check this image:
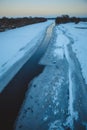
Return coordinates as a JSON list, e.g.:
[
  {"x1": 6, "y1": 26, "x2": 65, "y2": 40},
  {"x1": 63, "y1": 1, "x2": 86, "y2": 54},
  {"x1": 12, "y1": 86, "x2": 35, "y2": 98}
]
[
  {"x1": 55, "y1": 15, "x2": 87, "y2": 25},
  {"x1": 0, "y1": 17, "x2": 47, "y2": 32}
]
